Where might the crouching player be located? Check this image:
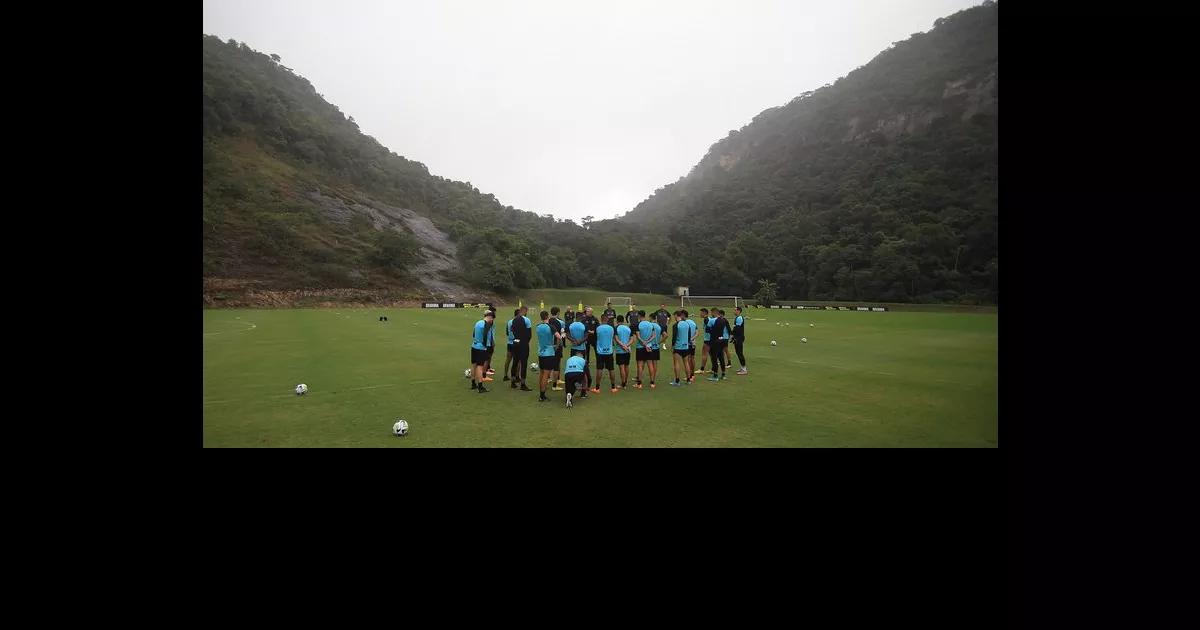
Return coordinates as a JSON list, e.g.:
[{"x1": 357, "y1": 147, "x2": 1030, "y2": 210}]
[{"x1": 564, "y1": 353, "x2": 587, "y2": 409}]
